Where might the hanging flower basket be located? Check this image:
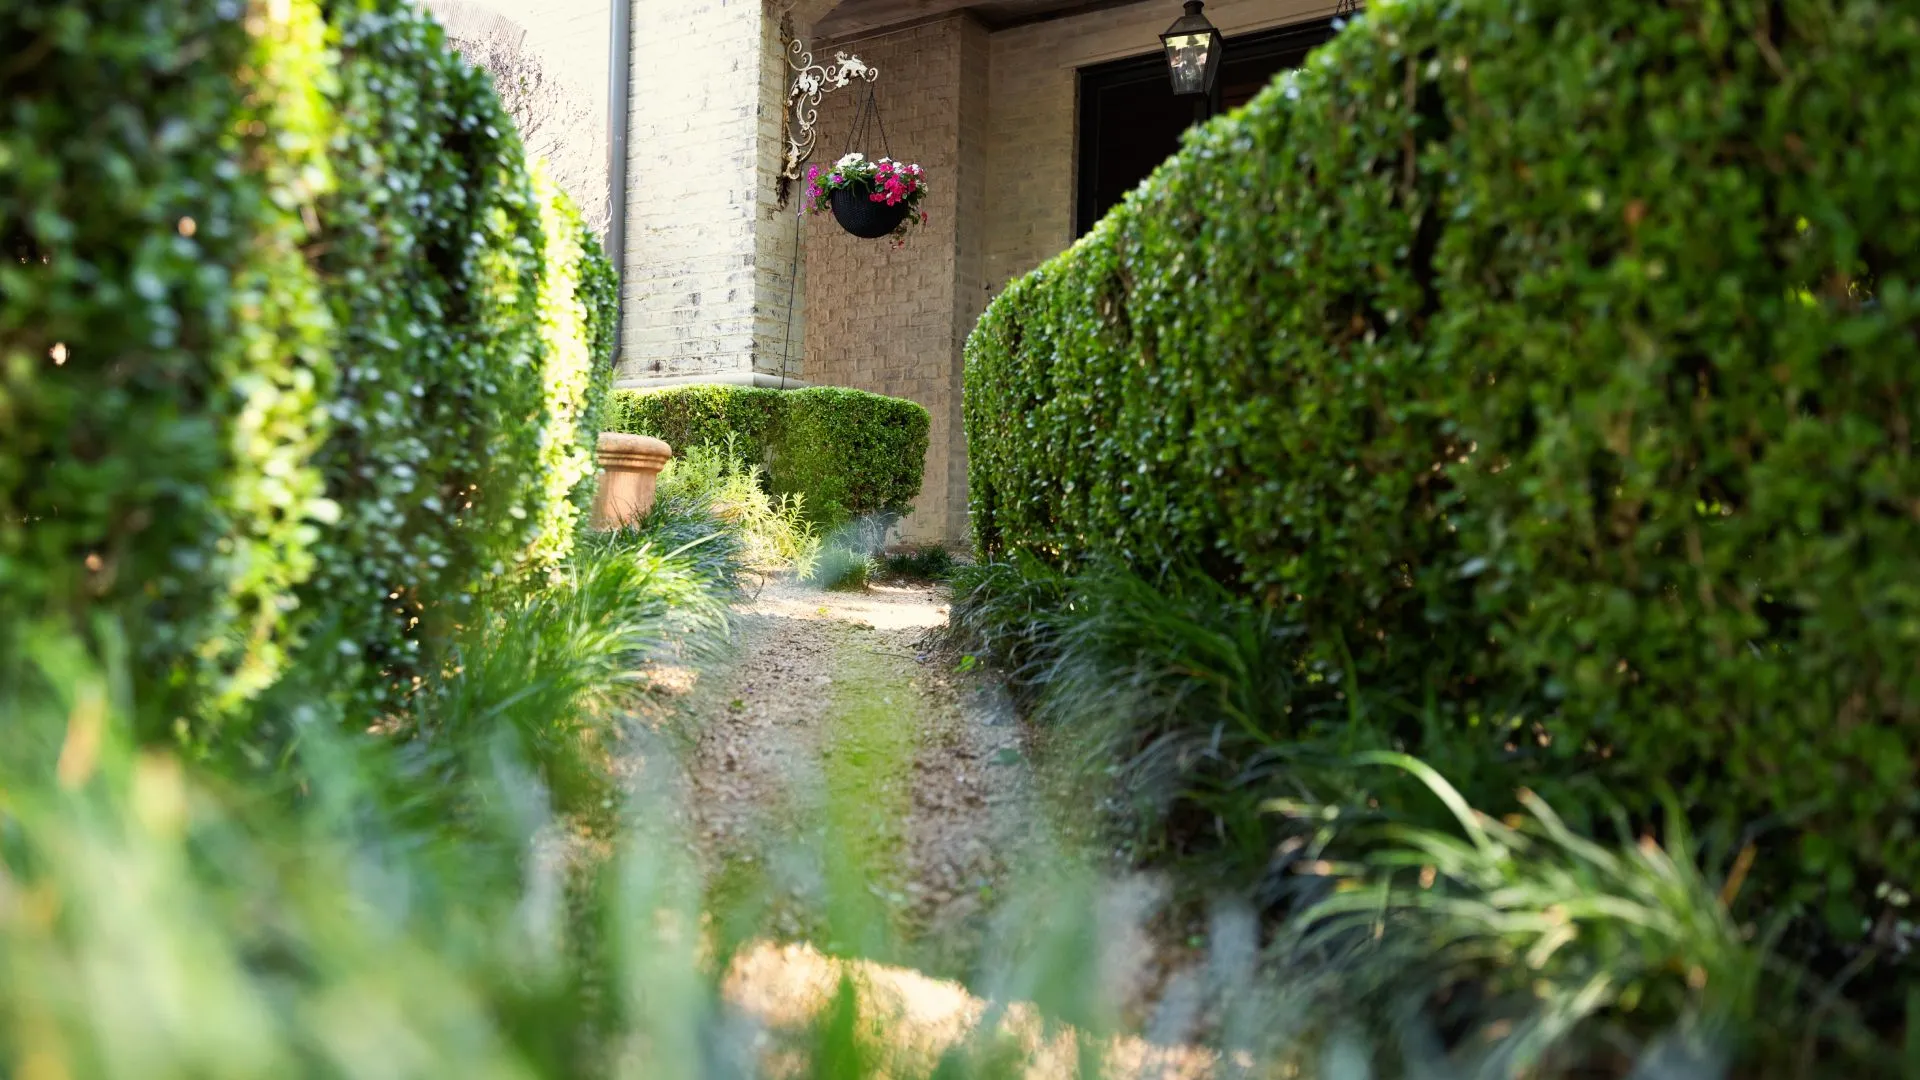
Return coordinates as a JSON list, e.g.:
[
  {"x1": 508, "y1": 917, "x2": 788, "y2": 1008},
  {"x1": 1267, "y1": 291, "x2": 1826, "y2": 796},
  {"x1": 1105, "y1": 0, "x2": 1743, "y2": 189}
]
[
  {"x1": 829, "y1": 185, "x2": 911, "y2": 239},
  {"x1": 805, "y1": 153, "x2": 929, "y2": 247}
]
